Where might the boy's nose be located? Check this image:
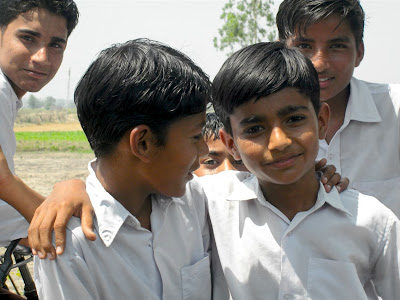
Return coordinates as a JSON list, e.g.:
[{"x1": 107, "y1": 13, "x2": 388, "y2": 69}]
[
  {"x1": 268, "y1": 127, "x2": 291, "y2": 151},
  {"x1": 220, "y1": 159, "x2": 236, "y2": 172},
  {"x1": 311, "y1": 50, "x2": 330, "y2": 72},
  {"x1": 31, "y1": 47, "x2": 50, "y2": 66}
]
